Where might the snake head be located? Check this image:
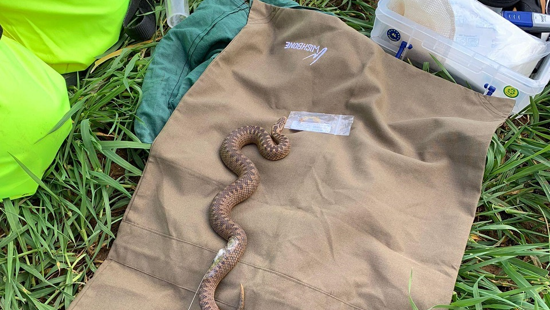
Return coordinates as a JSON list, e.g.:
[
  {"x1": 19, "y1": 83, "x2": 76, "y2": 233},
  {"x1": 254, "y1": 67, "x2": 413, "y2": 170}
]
[{"x1": 271, "y1": 117, "x2": 288, "y2": 135}]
